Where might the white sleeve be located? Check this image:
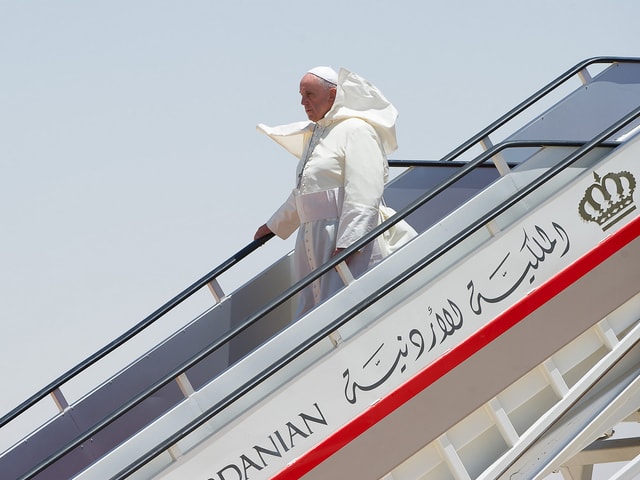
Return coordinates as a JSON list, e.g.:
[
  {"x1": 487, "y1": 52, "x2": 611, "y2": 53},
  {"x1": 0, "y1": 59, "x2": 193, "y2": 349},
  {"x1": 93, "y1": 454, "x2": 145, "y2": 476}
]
[
  {"x1": 336, "y1": 121, "x2": 386, "y2": 249},
  {"x1": 266, "y1": 190, "x2": 300, "y2": 240}
]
